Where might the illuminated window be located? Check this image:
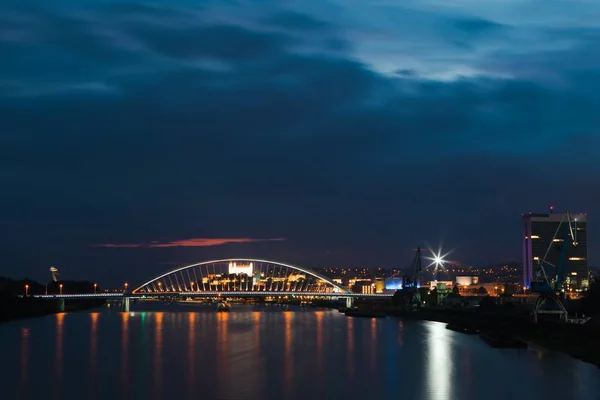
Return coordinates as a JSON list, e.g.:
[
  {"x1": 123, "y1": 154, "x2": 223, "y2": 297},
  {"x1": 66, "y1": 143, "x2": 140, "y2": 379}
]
[
  {"x1": 530, "y1": 235, "x2": 540, "y2": 239},
  {"x1": 553, "y1": 238, "x2": 564, "y2": 242},
  {"x1": 571, "y1": 272, "x2": 577, "y2": 276},
  {"x1": 568, "y1": 257, "x2": 586, "y2": 261},
  {"x1": 533, "y1": 257, "x2": 540, "y2": 261}
]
